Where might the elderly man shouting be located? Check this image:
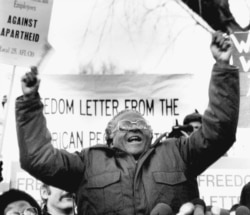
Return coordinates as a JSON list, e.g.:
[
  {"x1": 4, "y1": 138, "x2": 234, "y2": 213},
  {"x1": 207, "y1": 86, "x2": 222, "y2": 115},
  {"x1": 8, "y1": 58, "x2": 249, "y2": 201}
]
[{"x1": 15, "y1": 31, "x2": 239, "y2": 215}]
